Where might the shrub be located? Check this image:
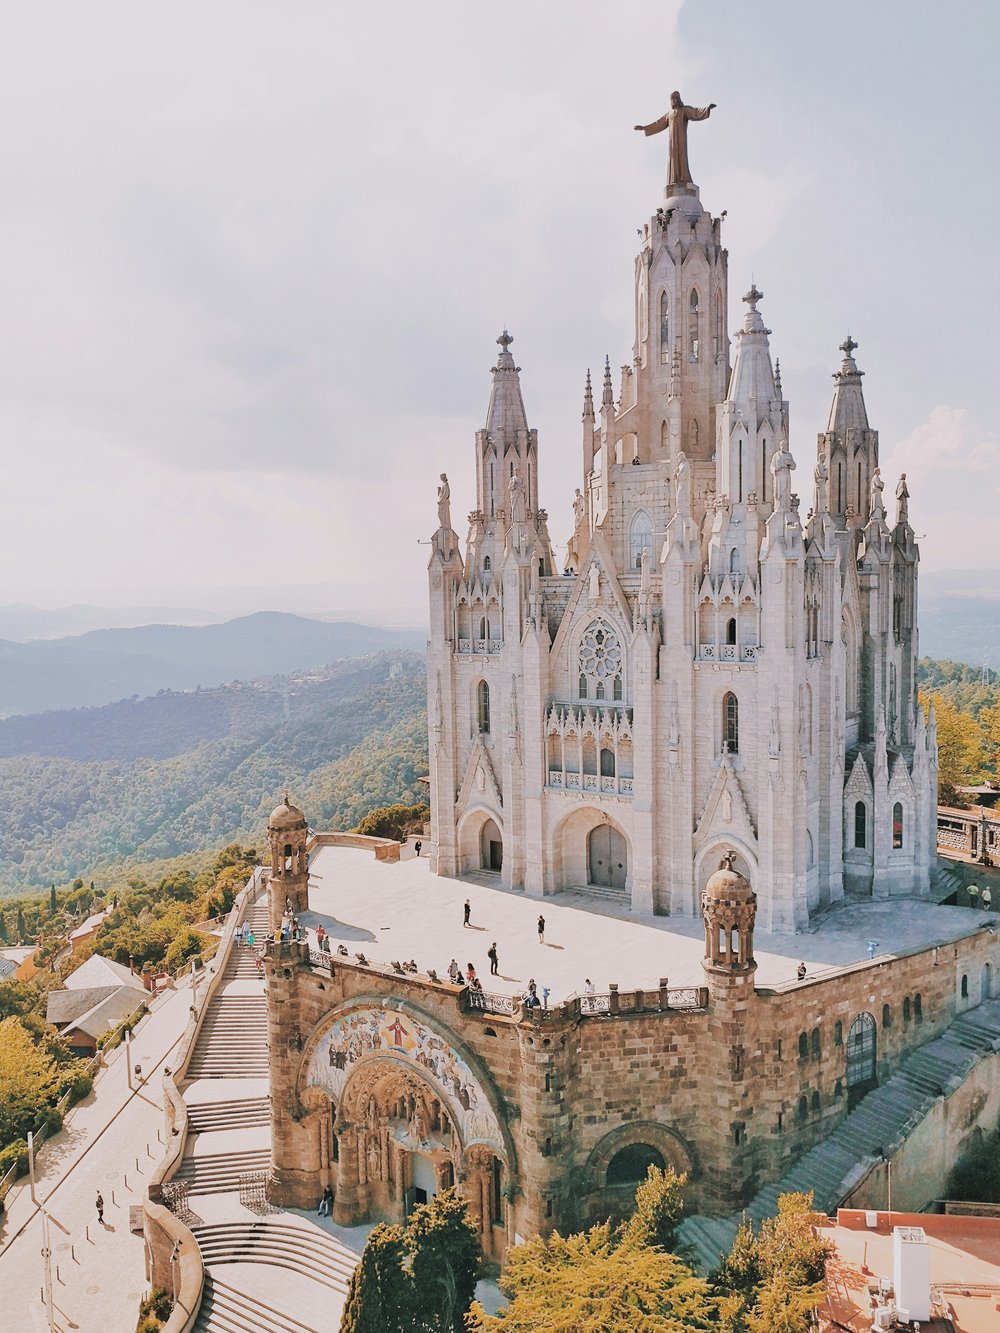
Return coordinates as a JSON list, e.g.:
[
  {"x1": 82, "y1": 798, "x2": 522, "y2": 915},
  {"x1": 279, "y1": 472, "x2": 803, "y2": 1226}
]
[{"x1": 353, "y1": 802, "x2": 429, "y2": 841}]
